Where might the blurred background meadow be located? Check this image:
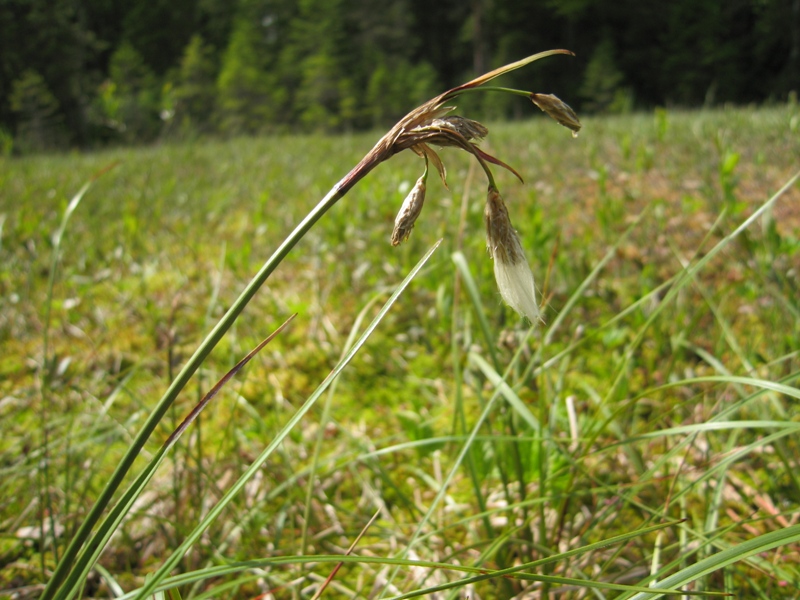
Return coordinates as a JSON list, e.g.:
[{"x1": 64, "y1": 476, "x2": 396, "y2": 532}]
[{"x1": 2, "y1": 1, "x2": 800, "y2": 599}]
